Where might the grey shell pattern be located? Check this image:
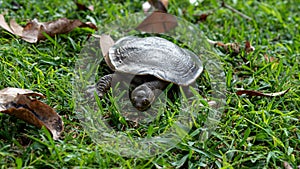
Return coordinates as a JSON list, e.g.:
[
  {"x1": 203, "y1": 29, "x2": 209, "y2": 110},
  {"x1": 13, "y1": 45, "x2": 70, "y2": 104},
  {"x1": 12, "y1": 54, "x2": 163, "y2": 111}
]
[{"x1": 108, "y1": 36, "x2": 203, "y2": 86}]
